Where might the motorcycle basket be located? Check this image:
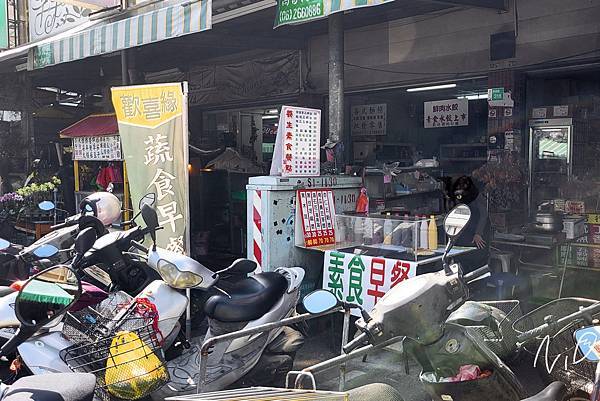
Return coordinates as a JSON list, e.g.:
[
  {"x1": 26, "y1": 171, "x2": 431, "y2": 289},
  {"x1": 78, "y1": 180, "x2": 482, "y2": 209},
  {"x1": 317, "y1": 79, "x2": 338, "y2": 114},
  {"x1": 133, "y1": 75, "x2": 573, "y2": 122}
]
[
  {"x1": 60, "y1": 304, "x2": 169, "y2": 401},
  {"x1": 512, "y1": 297, "x2": 599, "y2": 394}
]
